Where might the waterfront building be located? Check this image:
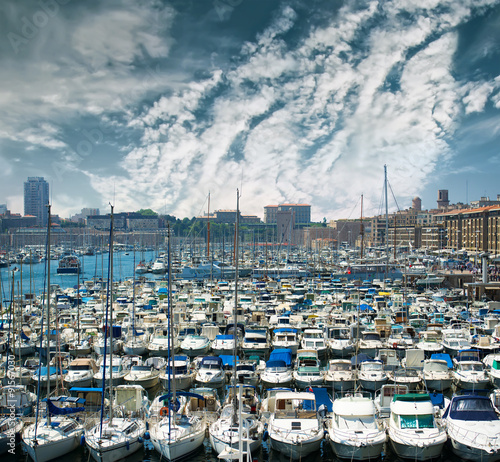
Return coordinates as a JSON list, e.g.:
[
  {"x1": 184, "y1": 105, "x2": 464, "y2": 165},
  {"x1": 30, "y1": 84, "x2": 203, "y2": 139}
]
[{"x1": 24, "y1": 177, "x2": 49, "y2": 227}]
